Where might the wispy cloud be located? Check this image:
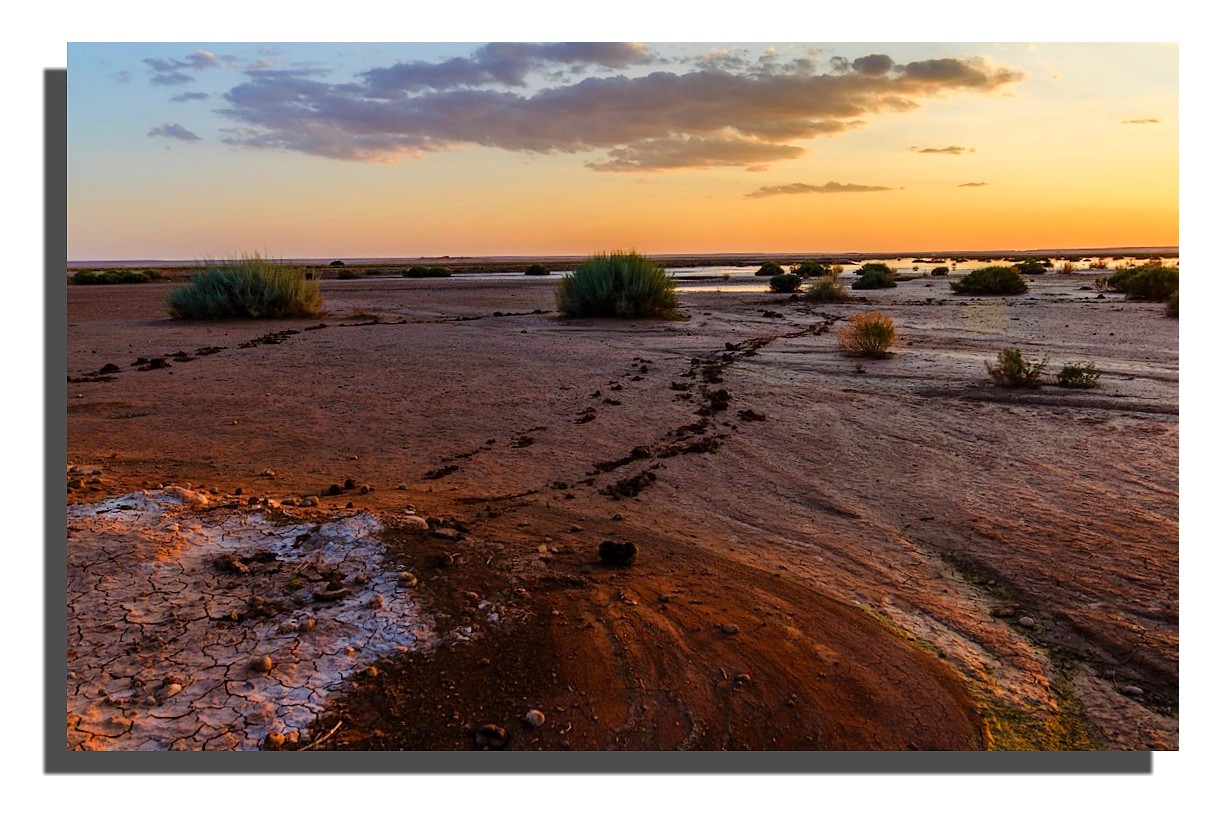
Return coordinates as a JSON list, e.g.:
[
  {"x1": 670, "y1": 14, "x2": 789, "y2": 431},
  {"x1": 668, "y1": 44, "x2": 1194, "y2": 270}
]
[
  {"x1": 1122, "y1": 118, "x2": 1161, "y2": 125},
  {"x1": 907, "y1": 145, "x2": 975, "y2": 155},
  {"x1": 150, "y1": 72, "x2": 194, "y2": 86},
  {"x1": 148, "y1": 123, "x2": 202, "y2": 141},
  {"x1": 214, "y1": 44, "x2": 1022, "y2": 170},
  {"x1": 745, "y1": 181, "x2": 893, "y2": 198},
  {"x1": 144, "y1": 49, "x2": 228, "y2": 85},
  {"x1": 958, "y1": 181, "x2": 988, "y2": 187},
  {"x1": 171, "y1": 92, "x2": 210, "y2": 103},
  {"x1": 113, "y1": 70, "x2": 131, "y2": 83}
]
